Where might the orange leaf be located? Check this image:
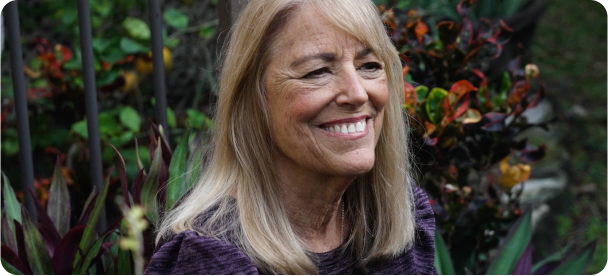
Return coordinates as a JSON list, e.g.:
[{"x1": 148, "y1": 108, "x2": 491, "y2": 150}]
[
  {"x1": 404, "y1": 82, "x2": 417, "y2": 106},
  {"x1": 424, "y1": 121, "x2": 436, "y2": 136},
  {"x1": 415, "y1": 19, "x2": 428, "y2": 44}
]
